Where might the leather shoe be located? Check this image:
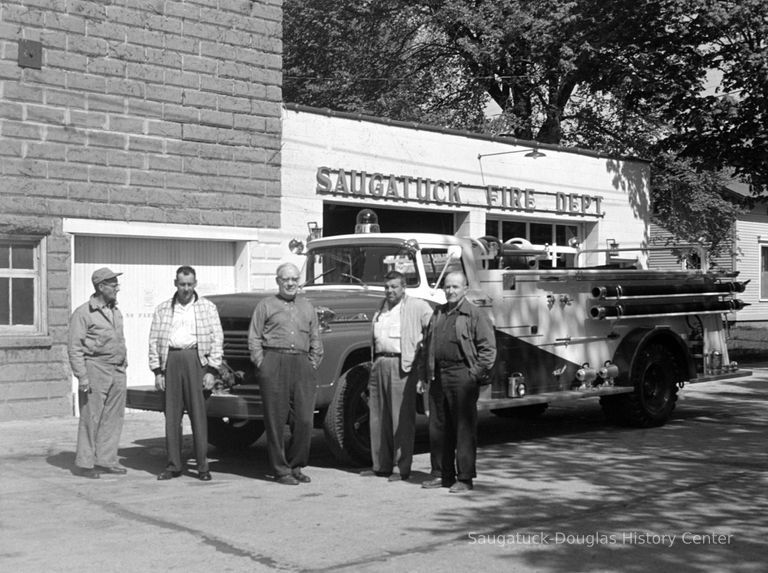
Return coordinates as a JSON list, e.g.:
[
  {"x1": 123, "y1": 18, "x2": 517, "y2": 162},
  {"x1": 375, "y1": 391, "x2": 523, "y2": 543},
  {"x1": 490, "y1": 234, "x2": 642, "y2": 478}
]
[
  {"x1": 74, "y1": 467, "x2": 100, "y2": 479},
  {"x1": 449, "y1": 480, "x2": 473, "y2": 493},
  {"x1": 421, "y1": 477, "x2": 453, "y2": 489},
  {"x1": 387, "y1": 473, "x2": 410, "y2": 482},
  {"x1": 97, "y1": 465, "x2": 127, "y2": 475},
  {"x1": 157, "y1": 470, "x2": 182, "y2": 480},
  {"x1": 292, "y1": 470, "x2": 311, "y2": 483},
  {"x1": 276, "y1": 474, "x2": 300, "y2": 485},
  {"x1": 198, "y1": 471, "x2": 212, "y2": 481},
  {"x1": 359, "y1": 469, "x2": 390, "y2": 477}
]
